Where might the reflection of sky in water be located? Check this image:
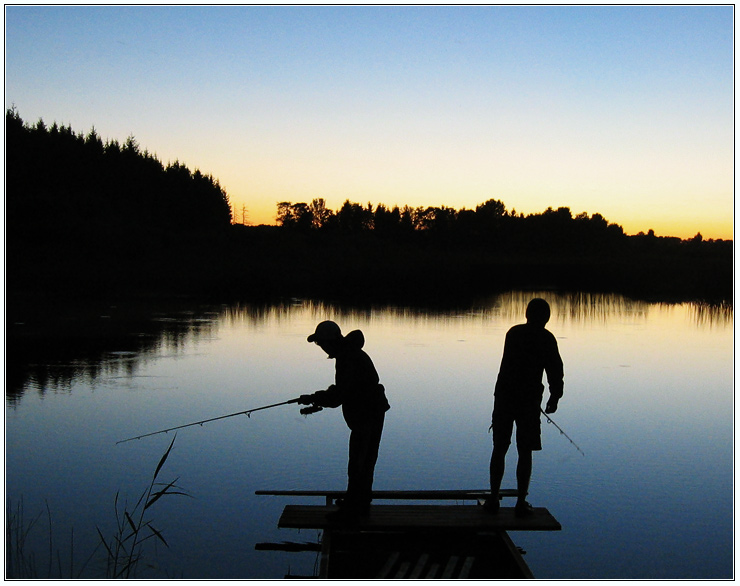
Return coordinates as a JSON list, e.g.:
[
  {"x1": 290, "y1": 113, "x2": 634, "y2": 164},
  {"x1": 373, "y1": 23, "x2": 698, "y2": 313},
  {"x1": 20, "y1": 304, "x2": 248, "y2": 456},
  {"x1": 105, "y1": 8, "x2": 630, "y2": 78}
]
[{"x1": 5, "y1": 293, "x2": 733, "y2": 579}]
